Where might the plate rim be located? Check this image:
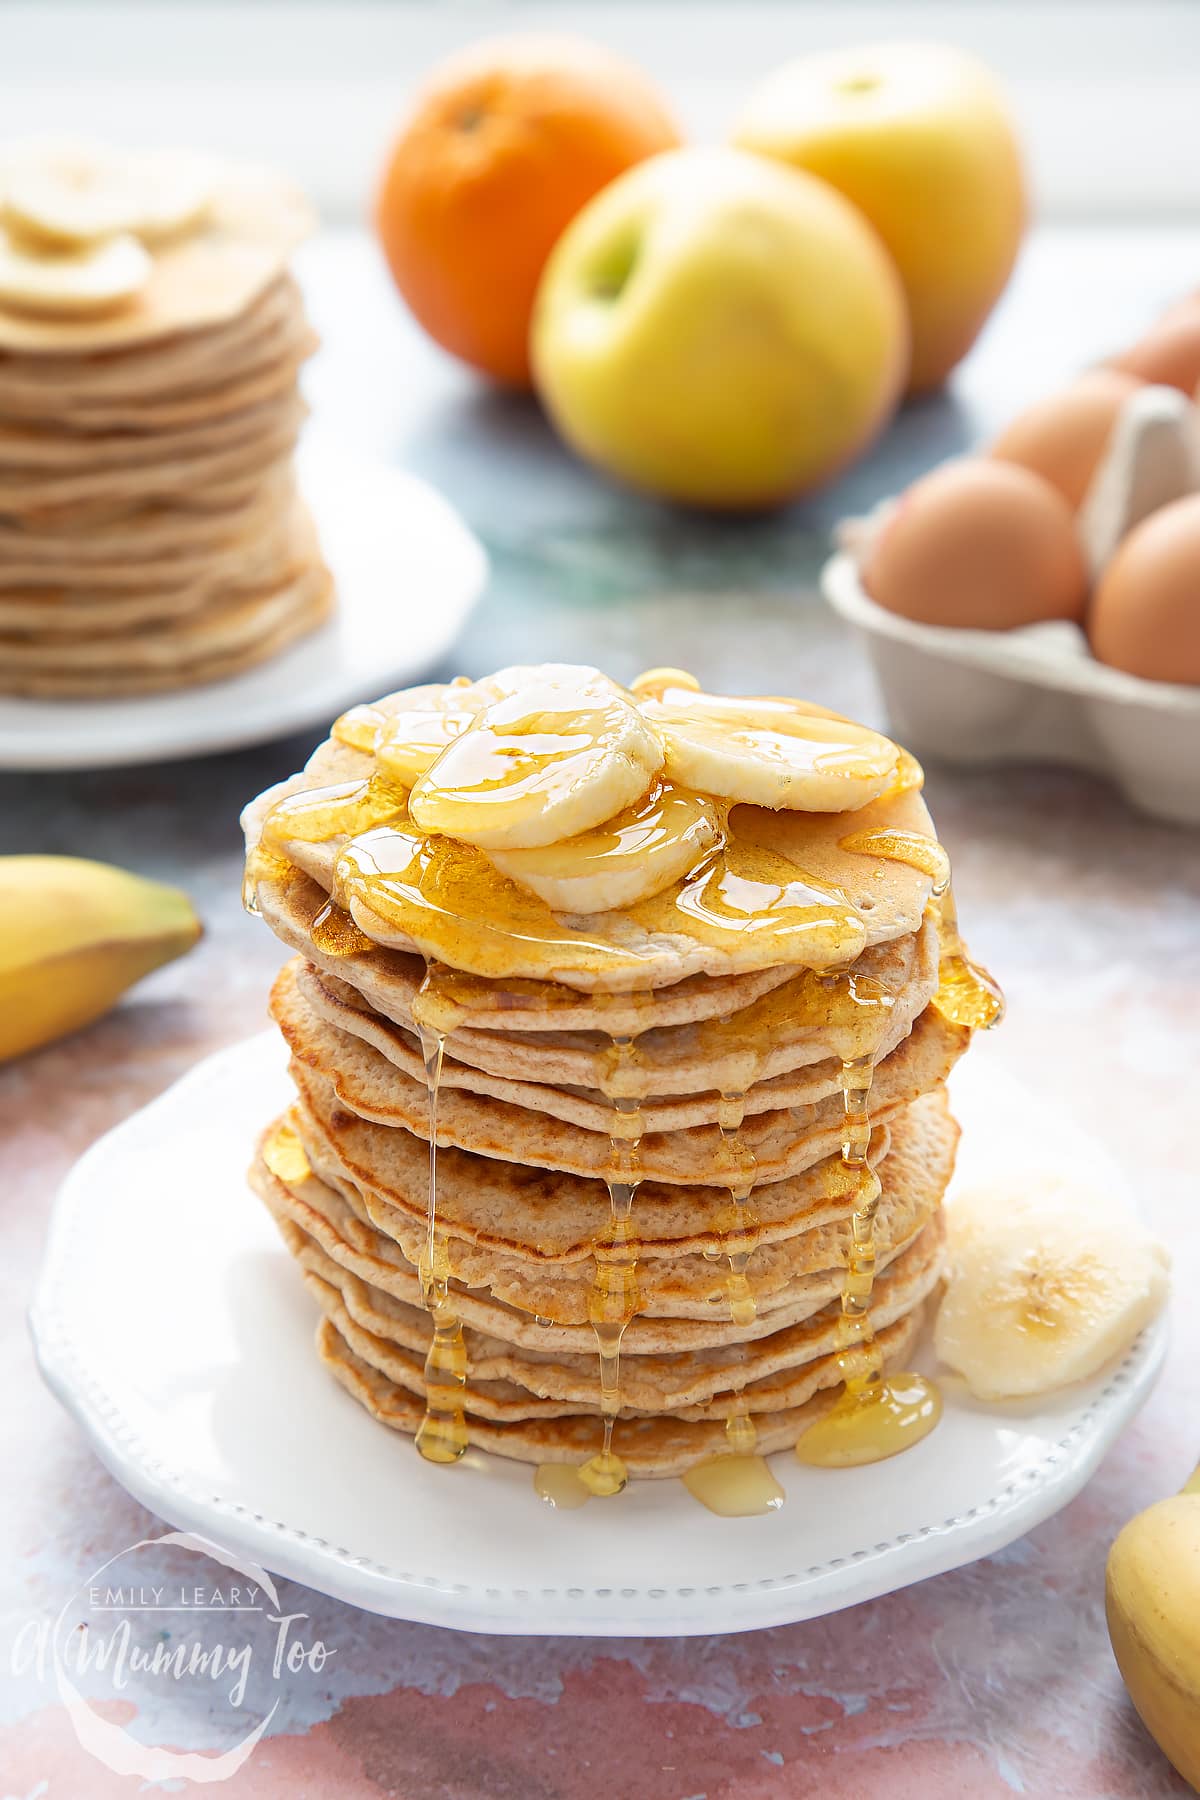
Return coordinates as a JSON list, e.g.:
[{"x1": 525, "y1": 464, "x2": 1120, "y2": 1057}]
[{"x1": 29, "y1": 1034, "x2": 1168, "y2": 1638}]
